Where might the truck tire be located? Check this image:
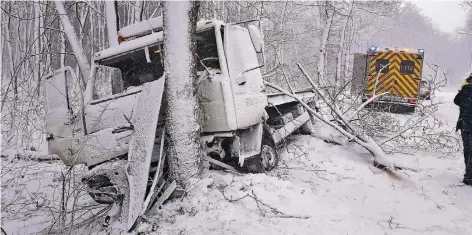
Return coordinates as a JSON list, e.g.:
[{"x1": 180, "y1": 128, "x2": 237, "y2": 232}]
[{"x1": 246, "y1": 126, "x2": 278, "y2": 173}]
